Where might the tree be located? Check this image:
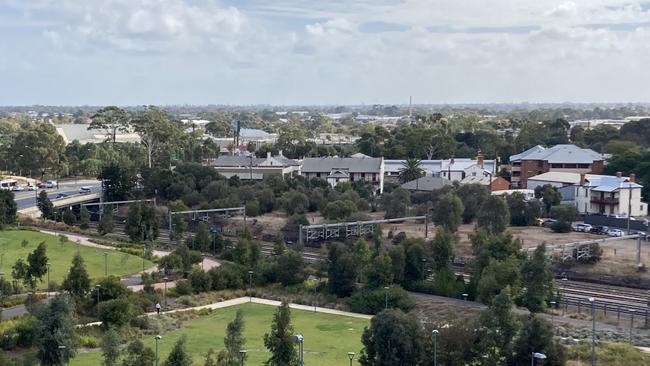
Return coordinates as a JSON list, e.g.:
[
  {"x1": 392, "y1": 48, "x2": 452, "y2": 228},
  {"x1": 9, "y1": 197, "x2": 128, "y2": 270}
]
[
  {"x1": 521, "y1": 244, "x2": 554, "y2": 313},
  {"x1": 8, "y1": 123, "x2": 65, "y2": 178},
  {"x1": 388, "y1": 246, "x2": 405, "y2": 284},
  {"x1": 381, "y1": 188, "x2": 410, "y2": 219},
  {"x1": 327, "y1": 245, "x2": 359, "y2": 297},
  {"x1": 62, "y1": 253, "x2": 91, "y2": 300},
  {"x1": 281, "y1": 190, "x2": 308, "y2": 215},
  {"x1": 99, "y1": 298, "x2": 140, "y2": 328},
  {"x1": 125, "y1": 203, "x2": 159, "y2": 242},
  {"x1": 90, "y1": 106, "x2": 130, "y2": 144},
  {"x1": 37, "y1": 190, "x2": 55, "y2": 220},
  {"x1": 163, "y1": 336, "x2": 193, "y2": 366},
  {"x1": 194, "y1": 222, "x2": 211, "y2": 252},
  {"x1": 216, "y1": 310, "x2": 246, "y2": 366},
  {"x1": 477, "y1": 257, "x2": 522, "y2": 305},
  {"x1": 473, "y1": 287, "x2": 519, "y2": 362},
  {"x1": 404, "y1": 240, "x2": 426, "y2": 283},
  {"x1": 550, "y1": 204, "x2": 579, "y2": 233},
  {"x1": 132, "y1": 106, "x2": 181, "y2": 168},
  {"x1": 99, "y1": 164, "x2": 137, "y2": 202},
  {"x1": 35, "y1": 294, "x2": 76, "y2": 366},
  {"x1": 353, "y1": 239, "x2": 373, "y2": 282},
  {"x1": 398, "y1": 158, "x2": 423, "y2": 183},
  {"x1": 264, "y1": 301, "x2": 298, "y2": 366},
  {"x1": 506, "y1": 193, "x2": 541, "y2": 226},
  {"x1": 276, "y1": 250, "x2": 307, "y2": 286},
  {"x1": 169, "y1": 200, "x2": 189, "y2": 241},
  {"x1": 98, "y1": 209, "x2": 115, "y2": 235},
  {"x1": 456, "y1": 184, "x2": 490, "y2": 224},
  {"x1": 511, "y1": 316, "x2": 566, "y2": 366},
  {"x1": 359, "y1": 309, "x2": 425, "y2": 366},
  {"x1": 0, "y1": 189, "x2": 17, "y2": 228},
  {"x1": 322, "y1": 200, "x2": 358, "y2": 220},
  {"x1": 432, "y1": 192, "x2": 464, "y2": 232},
  {"x1": 13, "y1": 241, "x2": 49, "y2": 289},
  {"x1": 62, "y1": 208, "x2": 76, "y2": 226},
  {"x1": 476, "y1": 196, "x2": 510, "y2": 234},
  {"x1": 535, "y1": 185, "x2": 561, "y2": 216},
  {"x1": 102, "y1": 327, "x2": 122, "y2": 366},
  {"x1": 365, "y1": 253, "x2": 394, "y2": 289},
  {"x1": 431, "y1": 229, "x2": 454, "y2": 271},
  {"x1": 79, "y1": 206, "x2": 90, "y2": 229},
  {"x1": 121, "y1": 340, "x2": 156, "y2": 366}
]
